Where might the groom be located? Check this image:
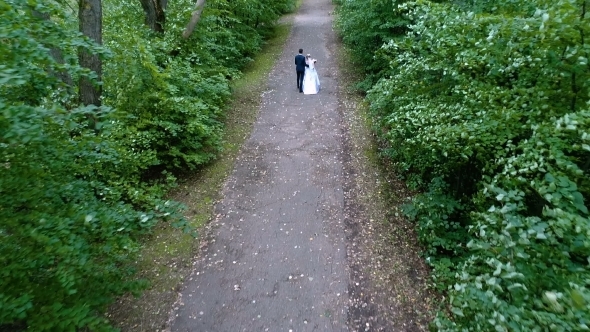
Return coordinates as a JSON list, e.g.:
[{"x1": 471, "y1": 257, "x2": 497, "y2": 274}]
[{"x1": 295, "y1": 48, "x2": 308, "y2": 93}]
